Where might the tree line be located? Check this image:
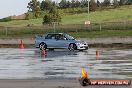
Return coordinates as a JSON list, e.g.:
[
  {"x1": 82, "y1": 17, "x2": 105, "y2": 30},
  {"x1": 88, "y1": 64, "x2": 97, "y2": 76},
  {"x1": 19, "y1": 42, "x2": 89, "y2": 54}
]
[
  {"x1": 28, "y1": 0, "x2": 132, "y2": 12},
  {"x1": 26, "y1": 0, "x2": 132, "y2": 24},
  {"x1": 0, "y1": 0, "x2": 131, "y2": 23}
]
